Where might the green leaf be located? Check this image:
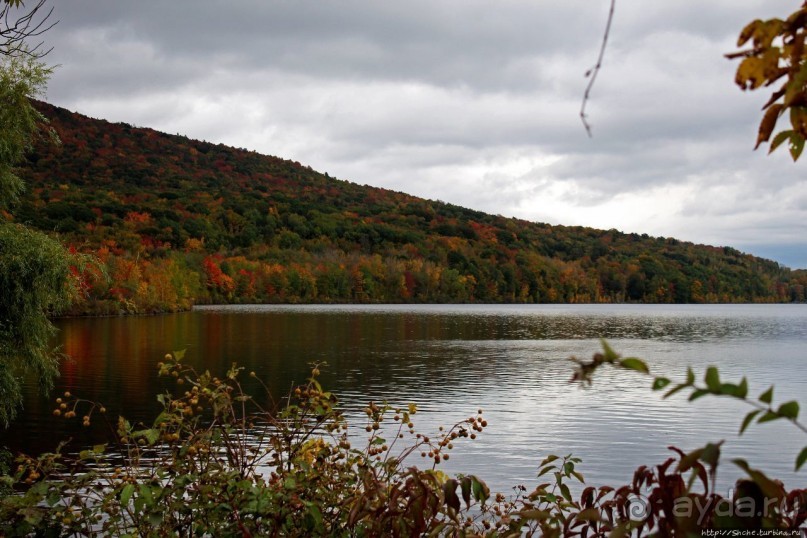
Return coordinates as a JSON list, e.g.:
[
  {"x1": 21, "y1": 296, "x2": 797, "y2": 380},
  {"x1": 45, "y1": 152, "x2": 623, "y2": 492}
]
[
  {"x1": 731, "y1": 459, "x2": 784, "y2": 499},
  {"x1": 719, "y1": 383, "x2": 740, "y2": 397},
  {"x1": 686, "y1": 367, "x2": 695, "y2": 385},
  {"x1": 133, "y1": 428, "x2": 159, "y2": 446},
  {"x1": 306, "y1": 502, "x2": 323, "y2": 529},
  {"x1": 559, "y1": 483, "x2": 572, "y2": 503},
  {"x1": 652, "y1": 377, "x2": 671, "y2": 390},
  {"x1": 705, "y1": 367, "x2": 721, "y2": 392},
  {"x1": 689, "y1": 389, "x2": 709, "y2": 402},
  {"x1": 796, "y1": 446, "x2": 807, "y2": 471},
  {"x1": 139, "y1": 484, "x2": 154, "y2": 507},
  {"x1": 757, "y1": 410, "x2": 780, "y2": 424},
  {"x1": 117, "y1": 417, "x2": 132, "y2": 437},
  {"x1": 678, "y1": 447, "x2": 704, "y2": 473},
  {"x1": 619, "y1": 358, "x2": 649, "y2": 374},
  {"x1": 737, "y1": 377, "x2": 748, "y2": 399},
  {"x1": 120, "y1": 483, "x2": 135, "y2": 506},
  {"x1": 769, "y1": 129, "x2": 792, "y2": 154},
  {"x1": 600, "y1": 340, "x2": 619, "y2": 362},
  {"x1": 460, "y1": 476, "x2": 472, "y2": 507},
  {"x1": 471, "y1": 476, "x2": 490, "y2": 504},
  {"x1": 777, "y1": 401, "x2": 800, "y2": 419},
  {"x1": 701, "y1": 442, "x2": 722, "y2": 468},
  {"x1": 759, "y1": 386, "x2": 774, "y2": 405},
  {"x1": 515, "y1": 509, "x2": 551, "y2": 521},
  {"x1": 537, "y1": 466, "x2": 554, "y2": 477},
  {"x1": 663, "y1": 383, "x2": 690, "y2": 399},
  {"x1": 539, "y1": 454, "x2": 559, "y2": 466},
  {"x1": 740, "y1": 409, "x2": 762, "y2": 434},
  {"x1": 173, "y1": 349, "x2": 186, "y2": 361},
  {"x1": 443, "y1": 480, "x2": 460, "y2": 512},
  {"x1": 732, "y1": 458, "x2": 751, "y2": 472},
  {"x1": 46, "y1": 489, "x2": 61, "y2": 507},
  {"x1": 790, "y1": 132, "x2": 805, "y2": 161},
  {"x1": 29, "y1": 481, "x2": 48, "y2": 498}
]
